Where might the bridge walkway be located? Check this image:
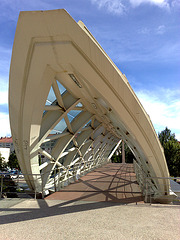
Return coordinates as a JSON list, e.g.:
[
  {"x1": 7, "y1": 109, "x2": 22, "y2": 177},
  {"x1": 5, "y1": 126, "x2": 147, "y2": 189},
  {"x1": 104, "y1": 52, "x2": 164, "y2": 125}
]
[{"x1": 46, "y1": 163, "x2": 144, "y2": 203}]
